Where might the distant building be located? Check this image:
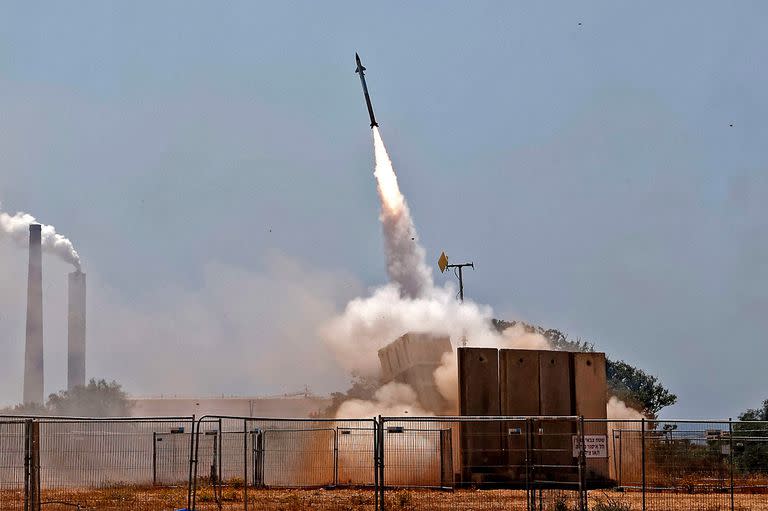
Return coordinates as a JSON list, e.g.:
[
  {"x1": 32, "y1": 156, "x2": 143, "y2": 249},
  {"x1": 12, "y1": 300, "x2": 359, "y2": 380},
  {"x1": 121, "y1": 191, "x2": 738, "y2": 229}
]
[{"x1": 128, "y1": 393, "x2": 331, "y2": 418}]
